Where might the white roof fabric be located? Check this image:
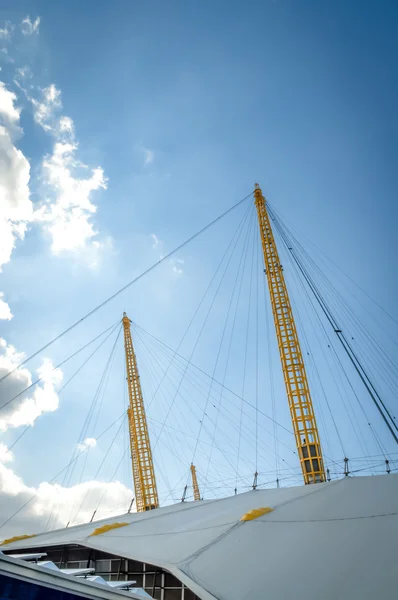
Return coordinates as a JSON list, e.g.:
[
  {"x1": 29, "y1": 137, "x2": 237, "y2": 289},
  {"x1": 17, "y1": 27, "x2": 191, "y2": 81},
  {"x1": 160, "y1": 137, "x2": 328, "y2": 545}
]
[{"x1": 3, "y1": 474, "x2": 398, "y2": 600}]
